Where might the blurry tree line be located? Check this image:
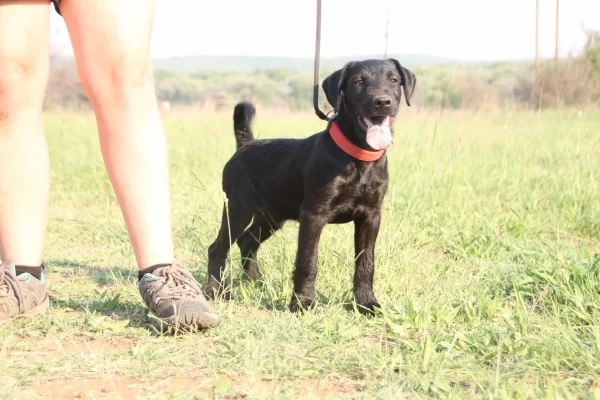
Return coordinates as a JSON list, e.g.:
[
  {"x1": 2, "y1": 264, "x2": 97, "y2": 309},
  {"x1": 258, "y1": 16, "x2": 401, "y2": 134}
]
[{"x1": 44, "y1": 30, "x2": 600, "y2": 112}]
